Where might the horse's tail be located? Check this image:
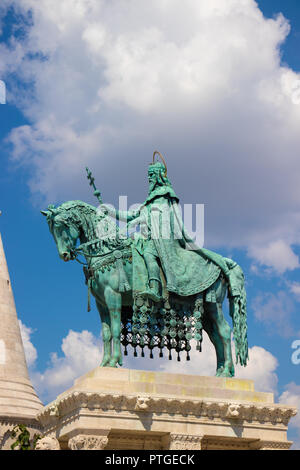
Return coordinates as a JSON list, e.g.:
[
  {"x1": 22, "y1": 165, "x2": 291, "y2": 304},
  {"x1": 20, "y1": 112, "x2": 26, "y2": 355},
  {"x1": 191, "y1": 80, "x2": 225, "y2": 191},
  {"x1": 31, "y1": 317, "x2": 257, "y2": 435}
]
[{"x1": 225, "y1": 260, "x2": 248, "y2": 367}]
